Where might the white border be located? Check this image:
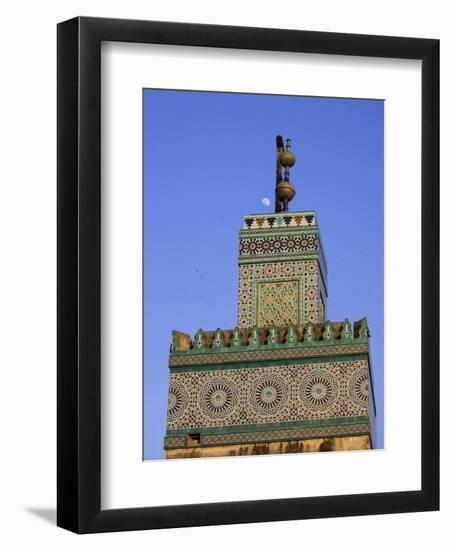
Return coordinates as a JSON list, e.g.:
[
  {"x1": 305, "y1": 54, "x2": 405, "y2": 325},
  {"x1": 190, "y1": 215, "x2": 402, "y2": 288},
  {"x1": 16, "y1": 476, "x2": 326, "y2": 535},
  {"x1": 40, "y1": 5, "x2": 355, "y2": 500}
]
[{"x1": 101, "y1": 42, "x2": 421, "y2": 509}]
